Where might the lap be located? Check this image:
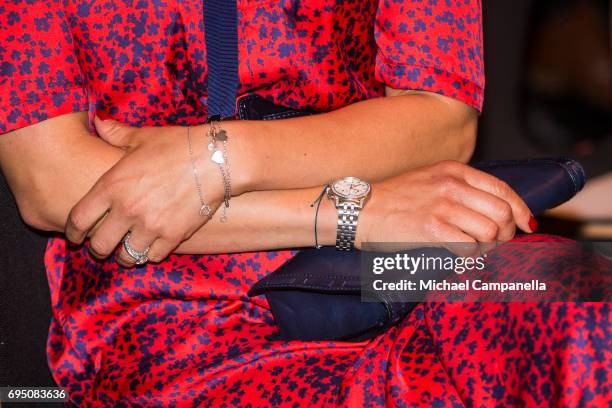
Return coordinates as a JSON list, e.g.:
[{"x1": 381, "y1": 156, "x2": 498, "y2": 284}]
[{"x1": 46, "y1": 238, "x2": 609, "y2": 407}]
